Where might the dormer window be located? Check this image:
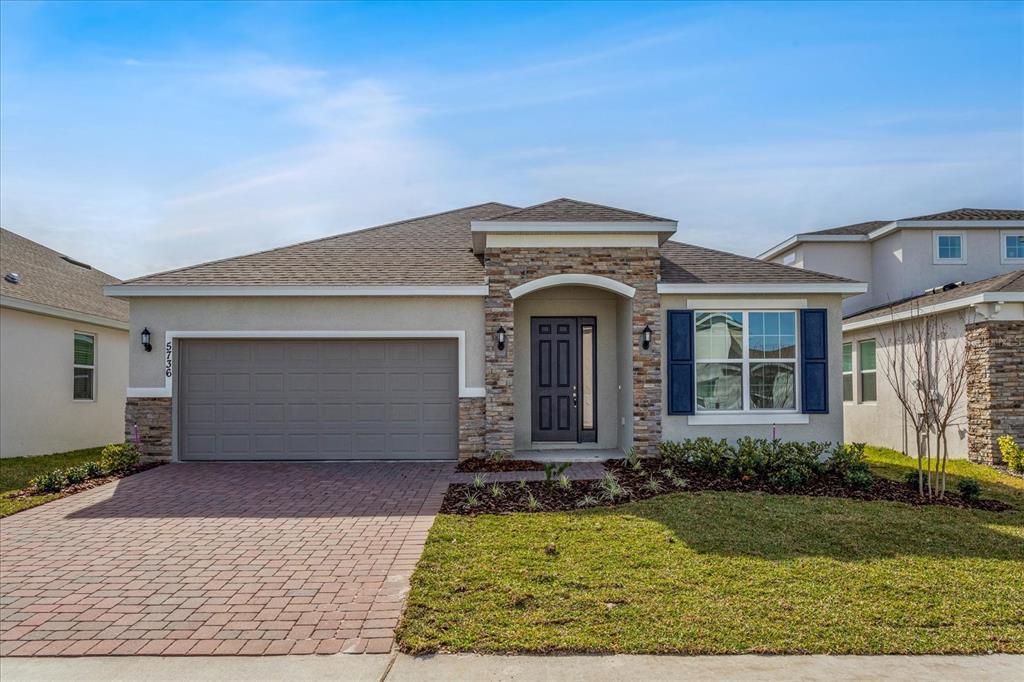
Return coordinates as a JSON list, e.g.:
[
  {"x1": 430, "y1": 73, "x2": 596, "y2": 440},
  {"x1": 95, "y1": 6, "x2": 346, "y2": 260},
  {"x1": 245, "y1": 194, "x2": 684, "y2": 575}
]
[{"x1": 933, "y1": 231, "x2": 965, "y2": 264}]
